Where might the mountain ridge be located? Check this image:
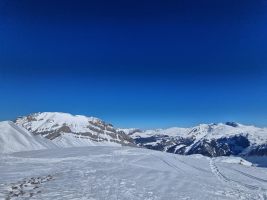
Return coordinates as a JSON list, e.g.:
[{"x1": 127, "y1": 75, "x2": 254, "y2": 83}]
[
  {"x1": 15, "y1": 112, "x2": 135, "y2": 149},
  {"x1": 129, "y1": 122, "x2": 267, "y2": 156},
  {"x1": 0, "y1": 121, "x2": 57, "y2": 153},
  {"x1": 0, "y1": 112, "x2": 266, "y2": 156}
]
